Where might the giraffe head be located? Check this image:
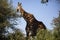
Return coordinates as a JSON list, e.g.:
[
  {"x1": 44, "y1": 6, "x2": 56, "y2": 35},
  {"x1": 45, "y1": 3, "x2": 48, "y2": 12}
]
[
  {"x1": 17, "y1": 2, "x2": 24, "y2": 16},
  {"x1": 17, "y1": 2, "x2": 22, "y2": 12}
]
